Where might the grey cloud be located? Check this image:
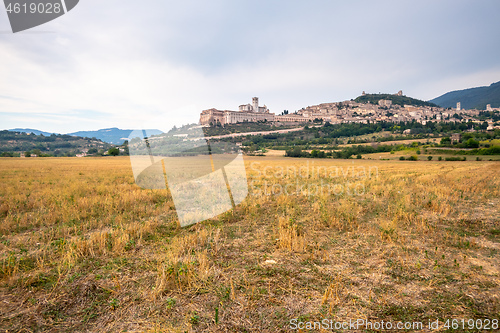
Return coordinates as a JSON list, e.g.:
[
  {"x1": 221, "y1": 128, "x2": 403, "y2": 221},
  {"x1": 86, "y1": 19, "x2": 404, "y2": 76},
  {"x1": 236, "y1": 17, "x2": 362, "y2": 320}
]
[{"x1": 0, "y1": 0, "x2": 499, "y2": 133}]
